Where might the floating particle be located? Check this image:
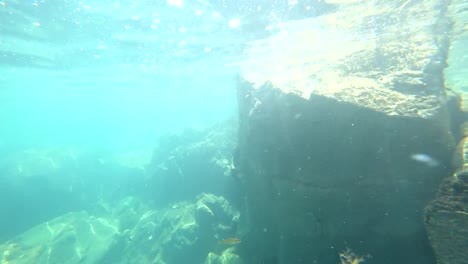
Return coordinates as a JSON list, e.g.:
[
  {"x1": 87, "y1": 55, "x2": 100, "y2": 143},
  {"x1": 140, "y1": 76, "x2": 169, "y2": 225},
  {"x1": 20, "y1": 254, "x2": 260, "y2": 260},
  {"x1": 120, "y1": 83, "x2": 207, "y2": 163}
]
[
  {"x1": 410, "y1": 153, "x2": 439, "y2": 167},
  {"x1": 32, "y1": 22, "x2": 41, "y2": 26},
  {"x1": 294, "y1": 113, "x2": 302, "y2": 119}
]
